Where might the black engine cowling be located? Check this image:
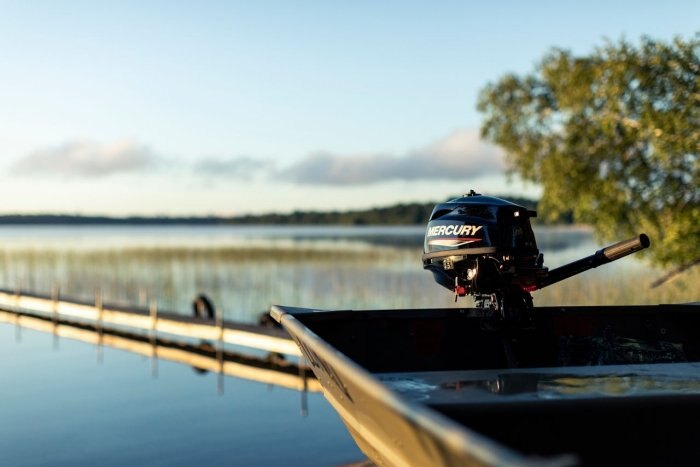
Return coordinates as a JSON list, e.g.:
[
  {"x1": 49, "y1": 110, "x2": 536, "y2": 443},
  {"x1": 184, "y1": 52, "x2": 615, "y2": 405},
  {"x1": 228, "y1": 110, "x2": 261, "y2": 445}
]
[
  {"x1": 422, "y1": 191, "x2": 546, "y2": 302},
  {"x1": 423, "y1": 190, "x2": 650, "y2": 320}
]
